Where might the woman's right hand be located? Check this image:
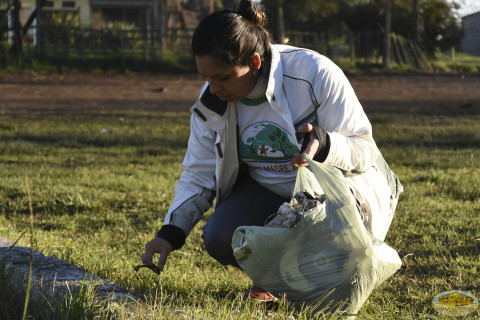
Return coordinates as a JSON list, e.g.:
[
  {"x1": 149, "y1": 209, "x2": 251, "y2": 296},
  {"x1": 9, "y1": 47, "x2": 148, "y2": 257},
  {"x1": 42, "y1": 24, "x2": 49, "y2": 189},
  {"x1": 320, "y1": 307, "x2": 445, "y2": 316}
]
[
  {"x1": 290, "y1": 123, "x2": 320, "y2": 168},
  {"x1": 141, "y1": 237, "x2": 173, "y2": 272}
]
